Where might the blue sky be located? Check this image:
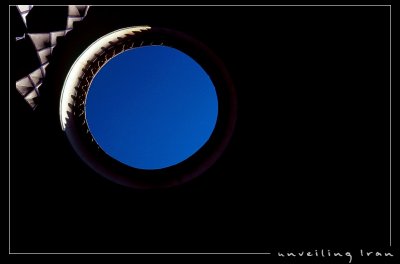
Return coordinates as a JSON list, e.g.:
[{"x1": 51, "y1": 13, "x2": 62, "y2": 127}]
[{"x1": 86, "y1": 46, "x2": 218, "y2": 170}]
